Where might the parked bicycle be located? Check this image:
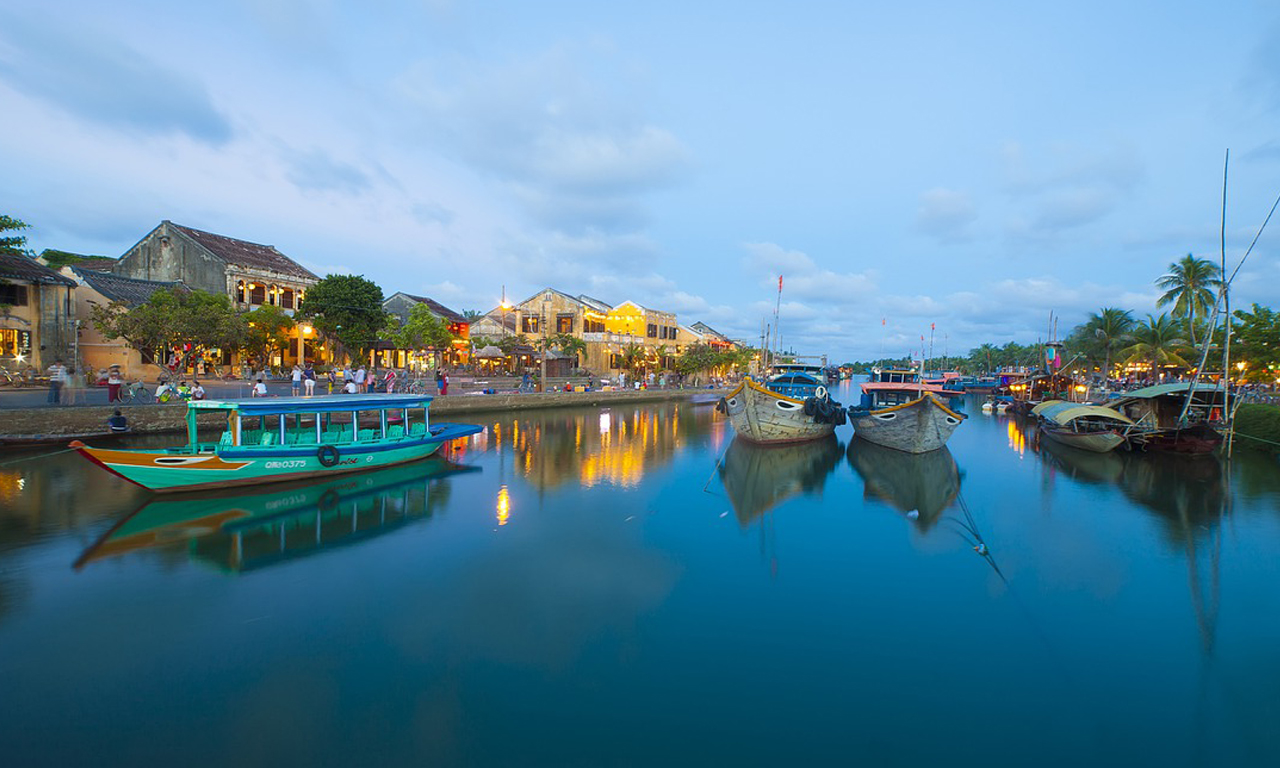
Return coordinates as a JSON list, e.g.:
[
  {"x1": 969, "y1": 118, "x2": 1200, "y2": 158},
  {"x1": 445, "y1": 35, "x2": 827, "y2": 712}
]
[
  {"x1": 119, "y1": 381, "x2": 154, "y2": 404},
  {"x1": 0, "y1": 368, "x2": 25, "y2": 388}
]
